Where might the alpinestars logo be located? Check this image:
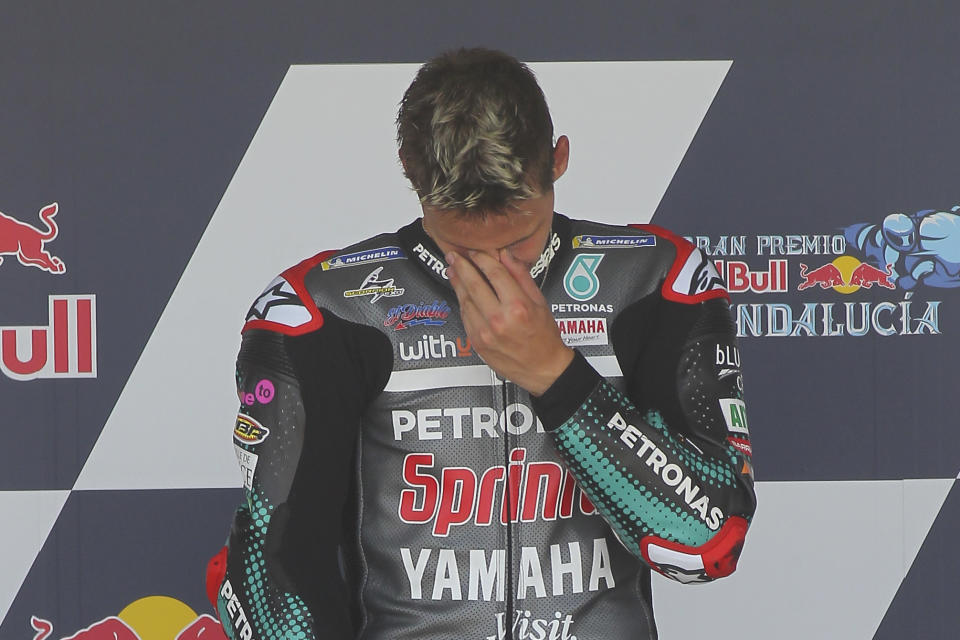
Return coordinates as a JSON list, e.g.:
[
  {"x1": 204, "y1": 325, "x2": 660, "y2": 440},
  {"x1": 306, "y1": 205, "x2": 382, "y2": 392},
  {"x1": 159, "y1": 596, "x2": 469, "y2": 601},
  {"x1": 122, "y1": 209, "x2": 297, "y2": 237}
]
[
  {"x1": 529, "y1": 232, "x2": 561, "y2": 278},
  {"x1": 677, "y1": 250, "x2": 725, "y2": 297},
  {"x1": 245, "y1": 276, "x2": 311, "y2": 327}
]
